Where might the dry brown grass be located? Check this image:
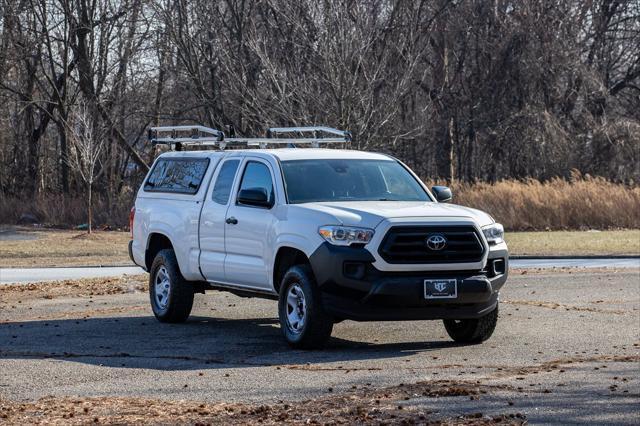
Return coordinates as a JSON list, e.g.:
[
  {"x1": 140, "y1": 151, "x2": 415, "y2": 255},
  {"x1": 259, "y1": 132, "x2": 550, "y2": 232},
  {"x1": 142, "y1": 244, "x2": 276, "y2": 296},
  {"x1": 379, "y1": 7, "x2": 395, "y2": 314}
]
[
  {"x1": 452, "y1": 175, "x2": 640, "y2": 231},
  {"x1": 0, "y1": 228, "x2": 131, "y2": 267},
  {"x1": 2, "y1": 177, "x2": 637, "y2": 231},
  {"x1": 0, "y1": 173, "x2": 640, "y2": 231},
  {"x1": 506, "y1": 230, "x2": 640, "y2": 255}
]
